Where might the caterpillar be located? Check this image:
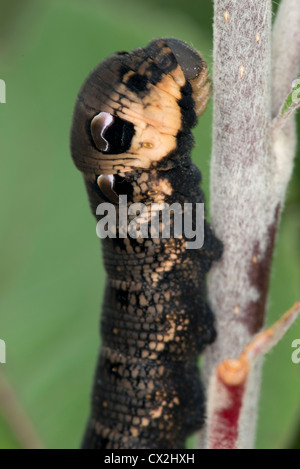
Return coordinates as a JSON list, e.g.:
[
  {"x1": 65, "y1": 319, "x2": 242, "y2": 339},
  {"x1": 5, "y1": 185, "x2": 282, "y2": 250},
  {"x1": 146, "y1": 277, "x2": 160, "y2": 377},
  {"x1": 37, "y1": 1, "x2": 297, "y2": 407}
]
[{"x1": 70, "y1": 38, "x2": 222, "y2": 449}]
